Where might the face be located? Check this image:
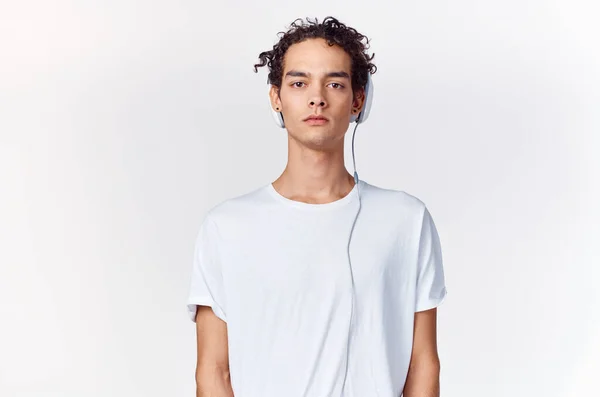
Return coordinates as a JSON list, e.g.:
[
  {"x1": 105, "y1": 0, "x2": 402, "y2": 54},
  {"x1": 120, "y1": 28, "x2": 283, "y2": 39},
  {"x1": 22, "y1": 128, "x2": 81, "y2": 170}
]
[{"x1": 269, "y1": 38, "x2": 365, "y2": 150}]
